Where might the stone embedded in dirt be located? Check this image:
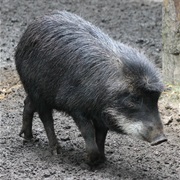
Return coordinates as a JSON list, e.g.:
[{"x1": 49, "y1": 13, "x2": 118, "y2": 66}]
[
  {"x1": 77, "y1": 133, "x2": 82, "y2": 137},
  {"x1": 176, "y1": 114, "x2": 180, "y2": 122},
  {"x1": 154, "y1": 151, "x2": 159, "y2": 155},
  {"x1": 107, "y1": 149, "x2": 114, "y2": 154},
  {"x1": 165, "y1": 104, "x2": 173, "y2": 110},
  {"x1": 164, "y1": 86, "x2": 172, "y2": 91},
  {"x1": 63, "y1": 125, "x2": 71, "y2": 129},
  {"x1": 11, "y1": 18, "x2": 19, "y2": 23},
  {"x1": 43, "y1": 171, "x2": 51, "y2": 178},
  {"x1": 136, "y1": 38, "x2": 146, "y2": 44},
  {"x1": 163, "y1": 116, "x2": 173, "y2": 125},
  {"x1": 60, "y1": 136, "x2": 70, "y2": 141},
  {"x1": 43, "y1": 169, "x2": 56, "y2": 178}
]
